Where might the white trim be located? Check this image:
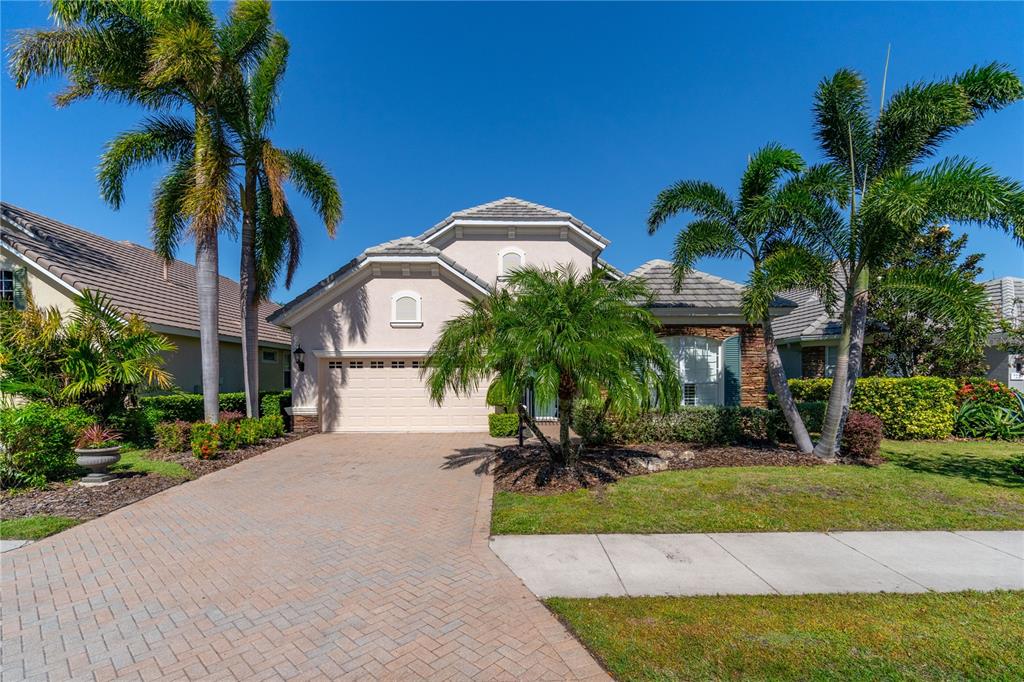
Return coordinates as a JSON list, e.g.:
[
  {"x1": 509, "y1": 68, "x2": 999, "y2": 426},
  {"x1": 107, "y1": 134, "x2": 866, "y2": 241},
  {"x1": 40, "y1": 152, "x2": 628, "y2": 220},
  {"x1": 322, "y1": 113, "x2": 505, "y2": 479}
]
[
  {"x1": 423, "y1": 219, "x2": 606, "y2": 250},
  {"x1": 286, "y1": 405, "x2": 318, "y2": 416},
  {"x1": 391, "y1": 289, "x2": 422, "y2": 324},
  {"x1": 275, "y1": 255, "x2": 488, "y2": 326},
  {"x1": 0, "y1": 242, "x2": 81, "y2": 299},
  {"x1": 498, "y1": 247, "x2": 526, "y2": 278},
  {"x1": 312, "y1": 349, "x2": 430, "y2": 358}
]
